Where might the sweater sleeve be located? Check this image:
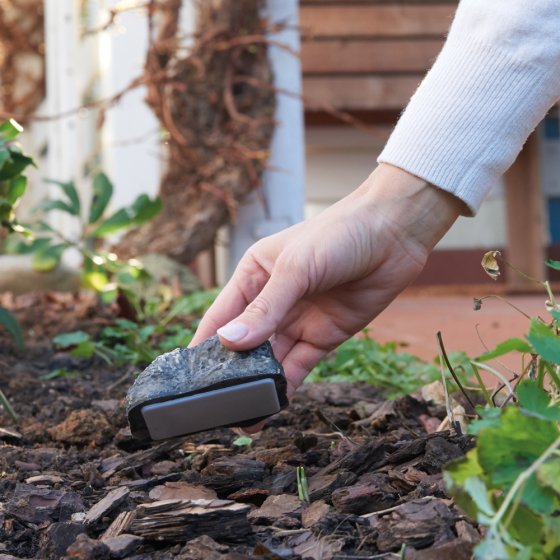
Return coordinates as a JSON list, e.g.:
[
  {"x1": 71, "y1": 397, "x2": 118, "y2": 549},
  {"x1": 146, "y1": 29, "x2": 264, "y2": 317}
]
[{"x1": 377, "y1": 0, "x2": 560, "y2": 214}]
